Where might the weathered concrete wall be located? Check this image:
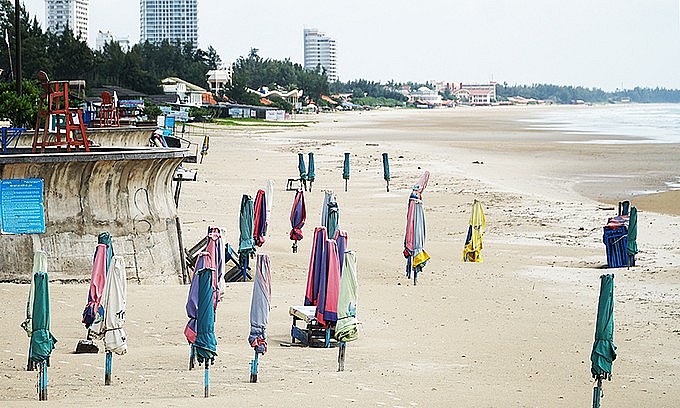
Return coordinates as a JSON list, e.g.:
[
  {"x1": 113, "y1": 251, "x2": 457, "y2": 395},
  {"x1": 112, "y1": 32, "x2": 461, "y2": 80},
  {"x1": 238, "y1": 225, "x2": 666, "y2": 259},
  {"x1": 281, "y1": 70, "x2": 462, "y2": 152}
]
[
  {"x1": 0, "y1": 148, "x2": 188, "y2": 284},
  {"x1": 15, "y1": 127, "x2": 155, "y2": 148}
]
